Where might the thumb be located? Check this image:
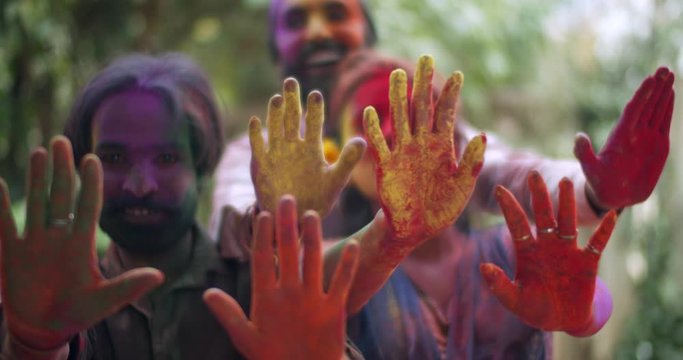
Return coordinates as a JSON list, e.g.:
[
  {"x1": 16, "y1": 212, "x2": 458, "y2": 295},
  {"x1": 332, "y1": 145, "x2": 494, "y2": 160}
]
[
  {"x1": 203, "y1": 288, "x2": 258, "y2": 357},
  {"x1": 87, "y1": 267, "x2": 164, "y2": 321},
  {"x1": 480, "y1": 263, "x2": 519, "y2": 311},
  {"x1": 327, "y1": 137, "x2": 366, "y2": 190},
  {"x1": 573, "y1": 133, "x2": 600, "y2": 175},
  {"x1": 456, "y1": 133, "x2": 486, "y2": 179}
]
